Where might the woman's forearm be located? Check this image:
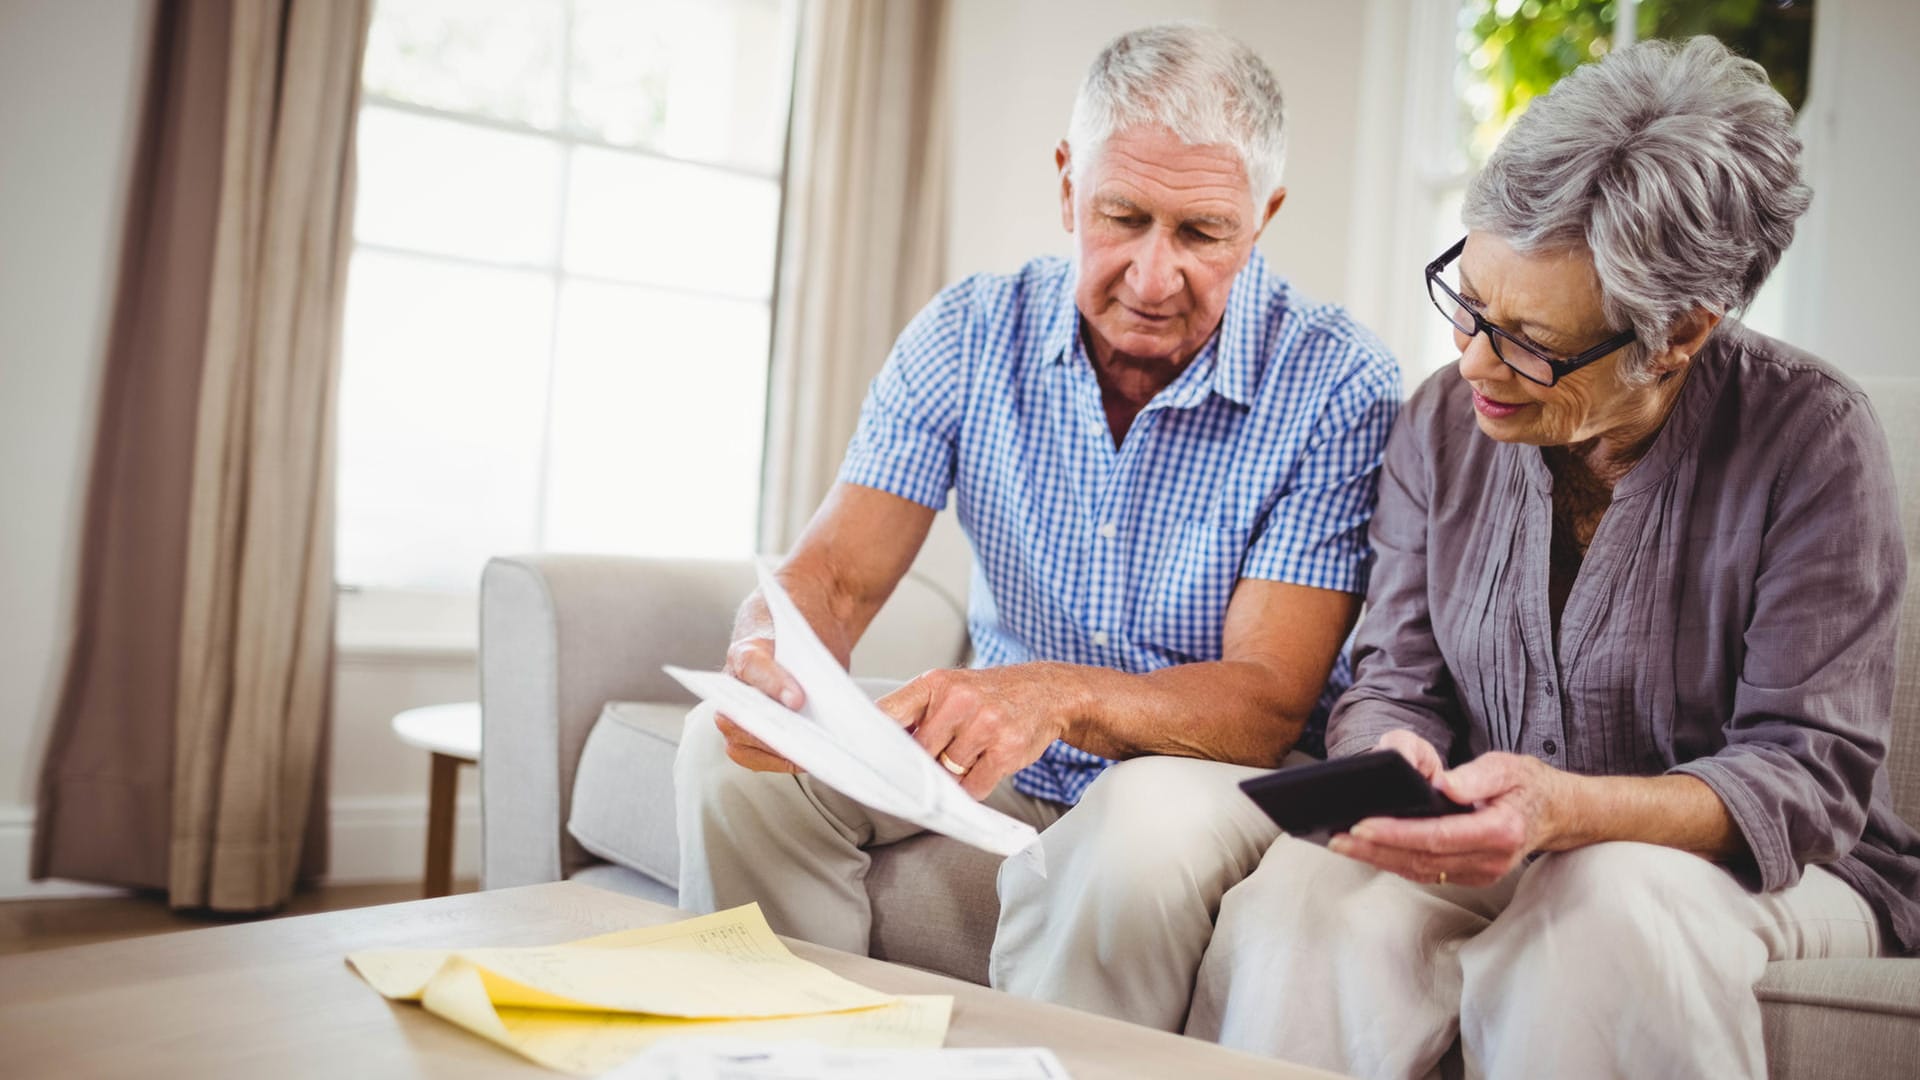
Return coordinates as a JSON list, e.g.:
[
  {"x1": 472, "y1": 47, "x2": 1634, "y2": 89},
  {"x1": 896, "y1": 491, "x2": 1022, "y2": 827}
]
[{"x1": 1552, "y1": 772, "x2": 1745, "y2": 860}]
